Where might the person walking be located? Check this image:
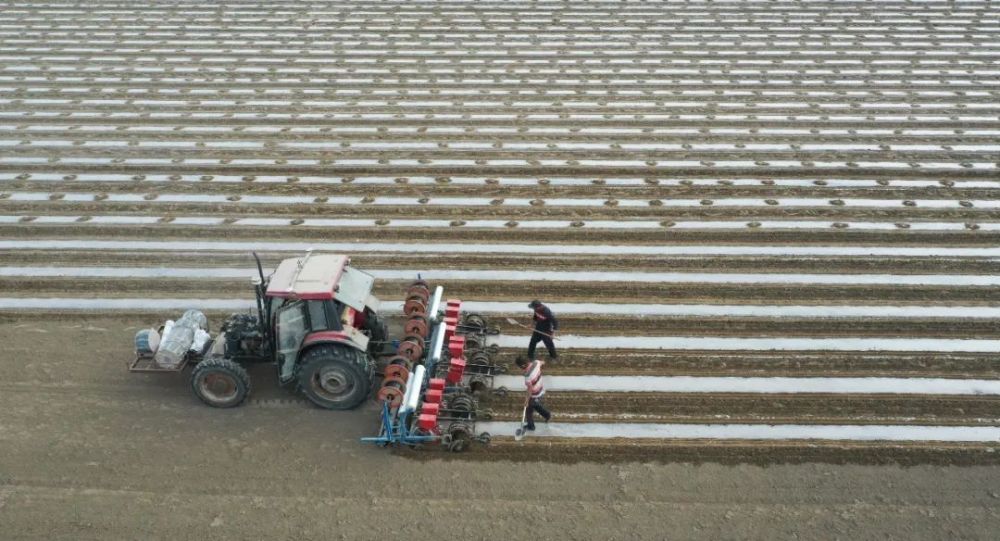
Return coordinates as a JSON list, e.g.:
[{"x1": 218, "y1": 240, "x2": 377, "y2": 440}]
[
  {"x1": 516, "y1": 356, "x2": 551, "y2": 430},
  {"x1": 527, "y1": 299, "x2": 558, "y2": 360}
]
